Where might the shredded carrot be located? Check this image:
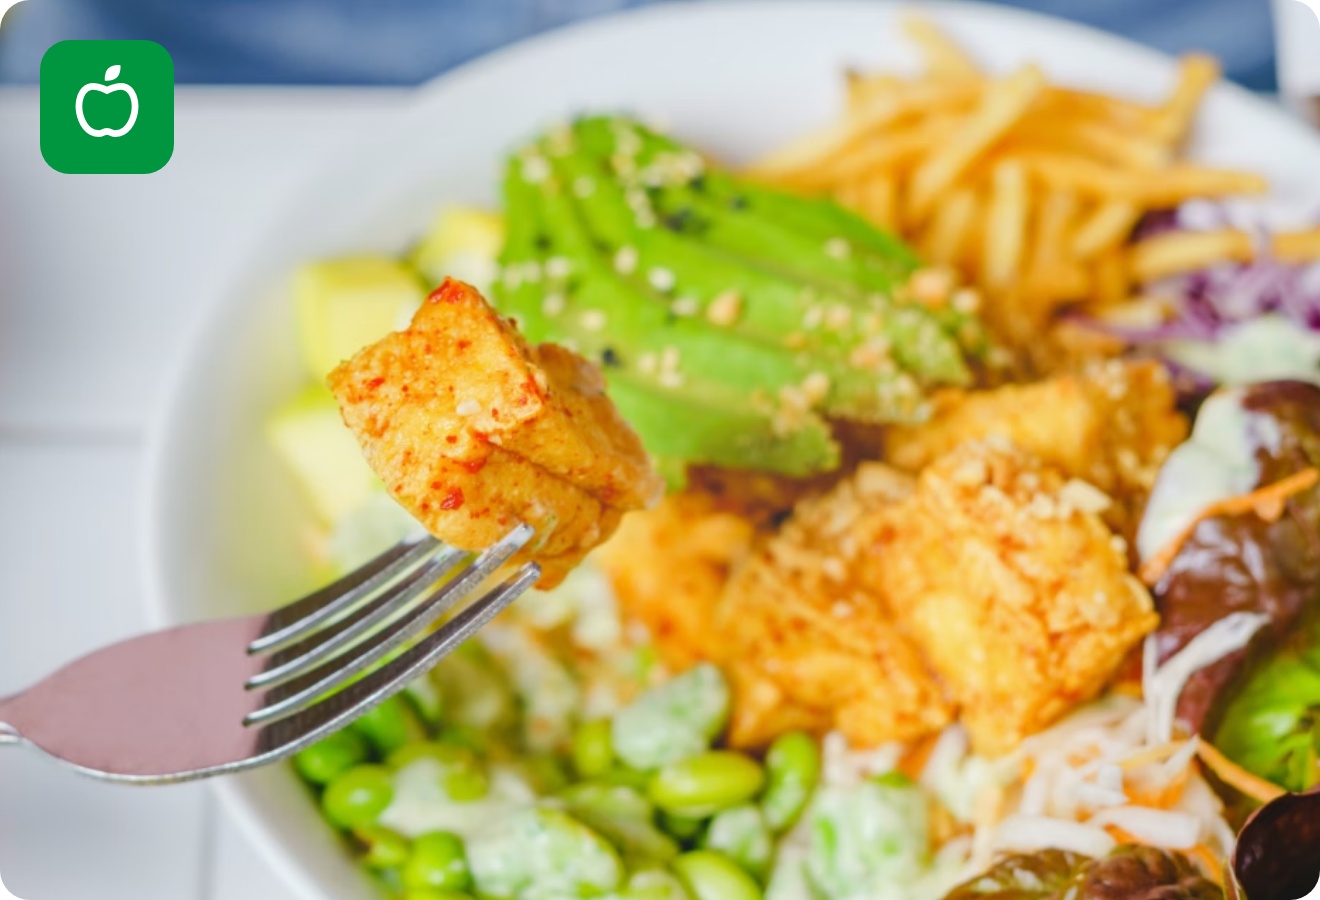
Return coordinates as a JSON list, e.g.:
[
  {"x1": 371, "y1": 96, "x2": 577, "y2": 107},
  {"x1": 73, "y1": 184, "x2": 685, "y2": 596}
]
[
  {"x1": 1104, "y1": 824, "x2": 1144, "y2": 845},
  {"x1": 1119, "y1": 741, "x2": 1190, "y2": 771},
  {"x1": 899, "y1": 733, "x2": 942, "y2": 780},
  {"x1": 1141, "y1": 467, "x2": 1320, "y2": 584},
  {"x1": 1188, "y1": 843, "x2": 1226, "y2": 885},
  {"x1": 1195, "y1": 741, "x2": 1286, "y2": 804},
  {"x1": 1125, "y1": 765, "x2": 1190, "y2": 809}
]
